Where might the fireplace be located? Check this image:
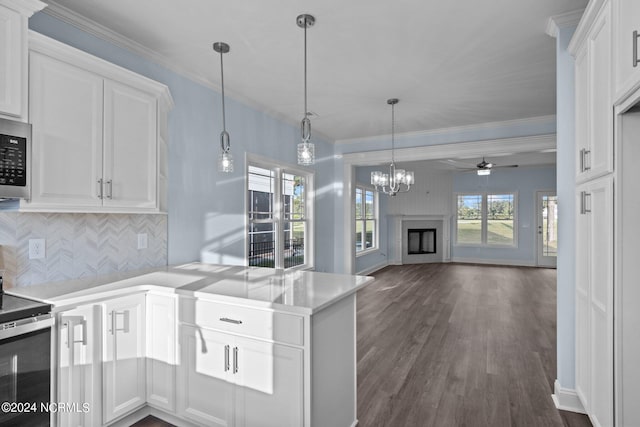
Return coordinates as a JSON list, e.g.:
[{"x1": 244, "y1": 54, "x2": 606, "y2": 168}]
[{"x1": 407, "y1": 228, "x2": 436, "y2": 254}]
